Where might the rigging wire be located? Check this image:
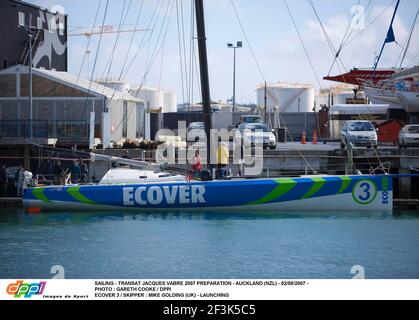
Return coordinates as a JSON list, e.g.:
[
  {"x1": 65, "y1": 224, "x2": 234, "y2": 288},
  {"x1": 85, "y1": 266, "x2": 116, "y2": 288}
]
[
  {"x1": 120, "y1": 0, "x2": 163, "y2": 81},
  {"x1": 175, "y1": 0, "x2": 186, "y2": 105},
  {"x1": 134, "y1": 0, "x2": 173, "y2": 96},
  {"x1": 86, "y1": 0, "x2": 110, "y2": 90},
  {"x1": 307, "y1": 0, "x2": 348, "y2": 76},
  {"x1": 344, "y1": 0, "x2": 396, "y2": 48},
  {"x1": 105, "y1": 0, "x2": 145, "y2": 106},
  {"x1": 349, "y1": 0, "x2": 376, "y2": 67},
  {"x1": 399, "y1": 3, "x2": 419, "y2": 68},
  {"x1": 226, "y1": 0, "x2": 316, "y2": 173},
  {"x1": 193, "y1": 37, "x2": 202, "y2": 104},
  {"x1": 230, "y1": 0, "x2": 266, "y2": 83},
  {"x1": 112, "y1": 0, "x2": 175, "y2": 135},
  {"x1": 180, "y1": 0, "x2": 190, "y2": 104},
  {"x1": 158, "y1": 27, "x2": 166, "y2": 110},
  {"x1": 101, "y1": 0, "x2": 162, "y2": 139},
  {"x1": 283, "y1": 0, "x2": 322, "y2": 89},
  {"x1": 291, "y1": 1, "x2": 384, "y2": 172},
  {"x1": 332, "y1": 0, "x2": 362, "y2": 75},
  {"x1": 189, "y1": 0, "x2": 195, "y2": 106},
  {"x1": 80, "y1": 0, "x2": 110, "y2": 132},
  {"x1": 66, "y1": 0, "x2": 102, "y2": 117},
  {"x1": 98, "y1": 0, "x2": 131, "y2": 84}
]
